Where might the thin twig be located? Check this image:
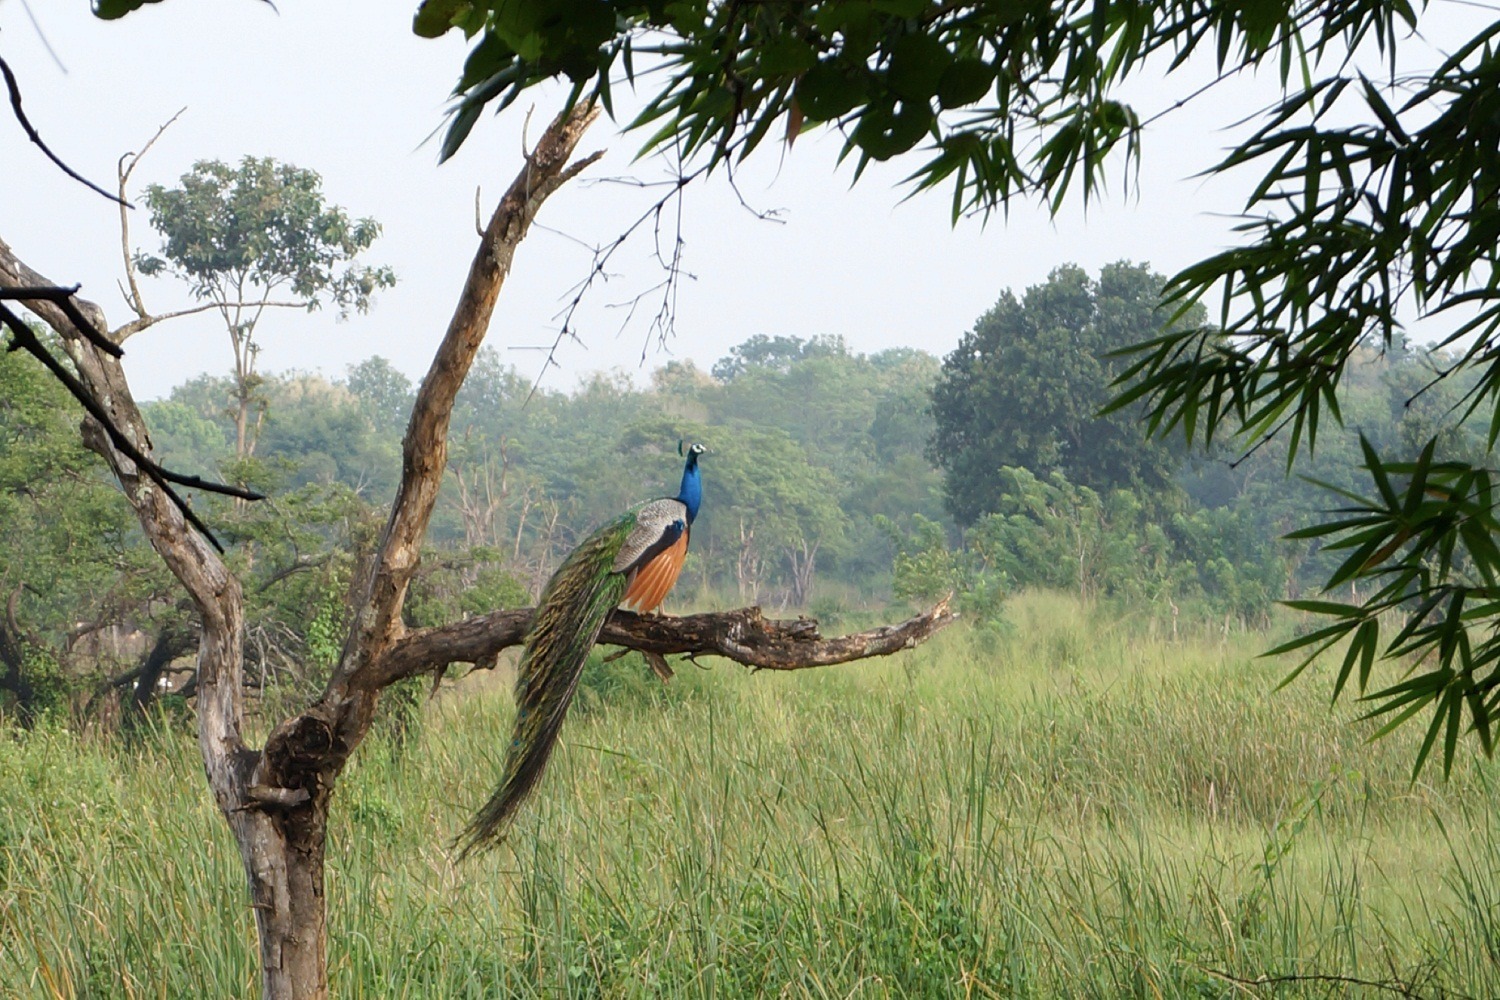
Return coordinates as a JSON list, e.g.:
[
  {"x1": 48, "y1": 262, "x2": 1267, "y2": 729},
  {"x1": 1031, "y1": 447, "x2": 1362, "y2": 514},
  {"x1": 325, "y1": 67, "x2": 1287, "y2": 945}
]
[
  {"x1": 0, "y1": 54, "x2": 129, "y2": 206},
  {"x1": 19, "y1": 0, "x2": 67, "y2": 73},
  {"x1": 523, "y1": 160, "x2": 706, "y2": 403},
  {"x1": 118, "y1": 109, "x2": 186, "y2": 324},
  {"x1": 1, "y1": 285, "x2": 123, "y2": 357}
]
